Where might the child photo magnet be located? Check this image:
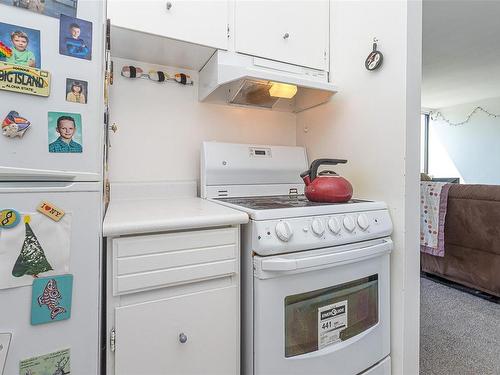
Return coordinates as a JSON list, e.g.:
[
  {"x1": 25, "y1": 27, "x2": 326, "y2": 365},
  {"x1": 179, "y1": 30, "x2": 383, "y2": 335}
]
[
  {"x1": 48, "y1": 111, "x2": 82, "y2": 153},
  {"x1": 59, "y1": 14, "x2": 92, "y2": 60},
  {"x1": 0, "y1": 0, "x2": 78, "y2": 19},
  {"x1": 0, "y1": 22, "x2": 41, "y2": 68},
  {"x1": 65, "y1": 78, "x2": 87, "y2": 104}
]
